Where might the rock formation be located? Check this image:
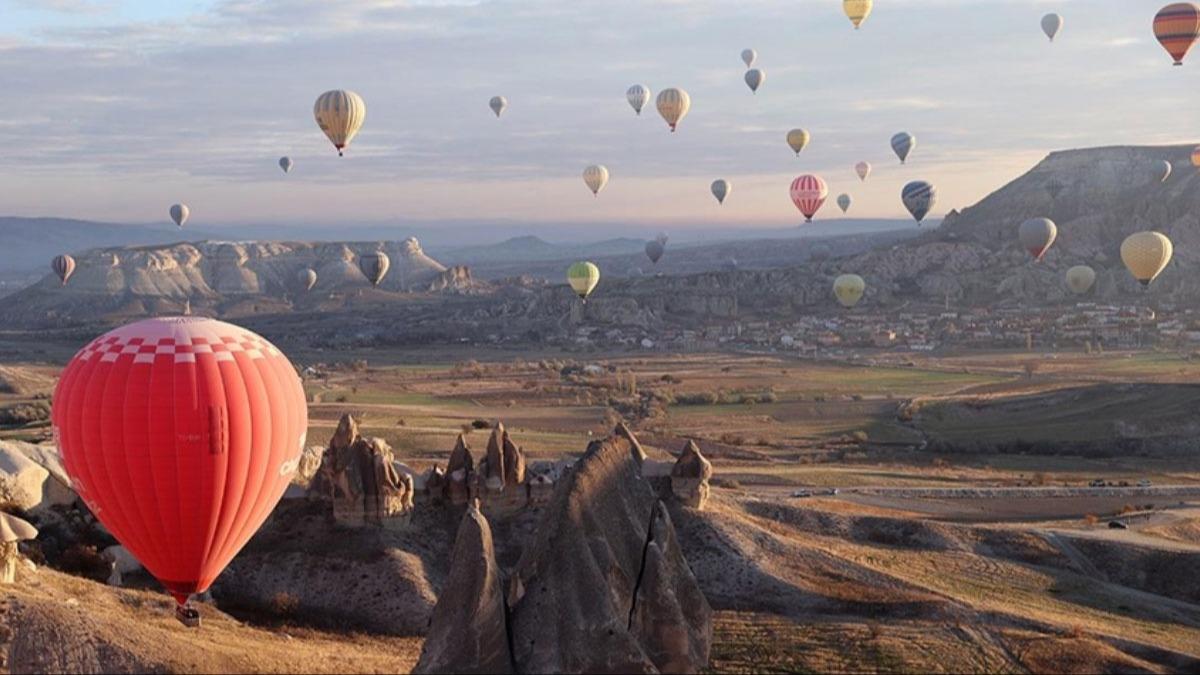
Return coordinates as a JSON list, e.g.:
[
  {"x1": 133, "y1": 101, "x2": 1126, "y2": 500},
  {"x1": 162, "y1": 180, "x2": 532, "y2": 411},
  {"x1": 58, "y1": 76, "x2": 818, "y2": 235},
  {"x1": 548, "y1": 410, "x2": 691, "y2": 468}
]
[
  {"x1": 414, "y1": 502, "x2": 512, "y2": 674},
  {"x1": 474, "y1": 423, "x2": 528, "y2": 514},
  {"x1": 0, "y1": 512, "x2": 37, "y2": 584},
  {"x1": 446, "y1": 435, "x2": 474, "y2": 505},
  {"x1": 0, "y1": 444, "x2": 52, "y2": 512},
  {"x1": 308, "y1": 414, "x2": 414, "y2": 527},
  {"x1": 671, "y1": 441, "x2": 713, "y2": 510}
]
